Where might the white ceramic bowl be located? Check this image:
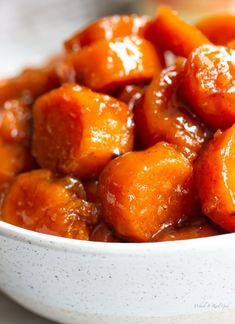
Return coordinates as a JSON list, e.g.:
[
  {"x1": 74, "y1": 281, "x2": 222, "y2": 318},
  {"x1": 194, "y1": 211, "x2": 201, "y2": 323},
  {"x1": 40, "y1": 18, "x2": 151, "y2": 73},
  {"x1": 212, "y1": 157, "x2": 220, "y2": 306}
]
[{"x1": 0, "y1": 220, "x2": 235, "y2": 324}]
